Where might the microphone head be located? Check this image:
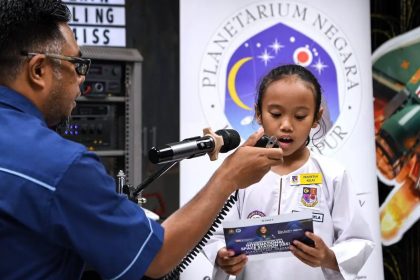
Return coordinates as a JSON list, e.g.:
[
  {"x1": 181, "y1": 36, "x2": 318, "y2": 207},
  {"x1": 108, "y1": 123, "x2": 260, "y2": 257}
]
[{"x1": 216, "y1": 129, "x2": 241, "y2": 153}]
